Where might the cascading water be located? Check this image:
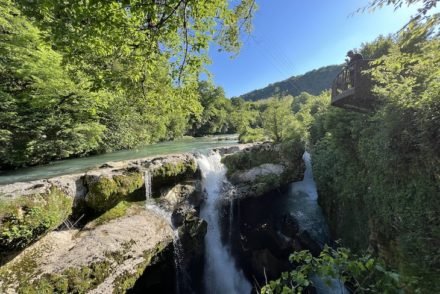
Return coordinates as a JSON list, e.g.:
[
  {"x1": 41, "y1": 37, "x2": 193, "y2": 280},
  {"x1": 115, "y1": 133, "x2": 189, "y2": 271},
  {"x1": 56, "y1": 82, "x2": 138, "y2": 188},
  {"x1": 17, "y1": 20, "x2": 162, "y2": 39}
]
[
  {"x1": 288, "y1": 152, "x2": 348, "y2": 294},
  {"x1": 288, "y1": 152, "x2": 330, "y2": 245},
  {"x1": 144, "y1": 170, "x2": 152, "y2": 201},
  {"x1": 228, "y1": 195, "x2": 234, "y2": 245},
  {"x1": 173, "y1": 230, "x2": 185, "y2": 294},
  {"x1": 197, "y1": 152, "x2": 252, "y2": 294},
  {"x1": 143, "y1": 172, "x2": 186, "y2": 293}
]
